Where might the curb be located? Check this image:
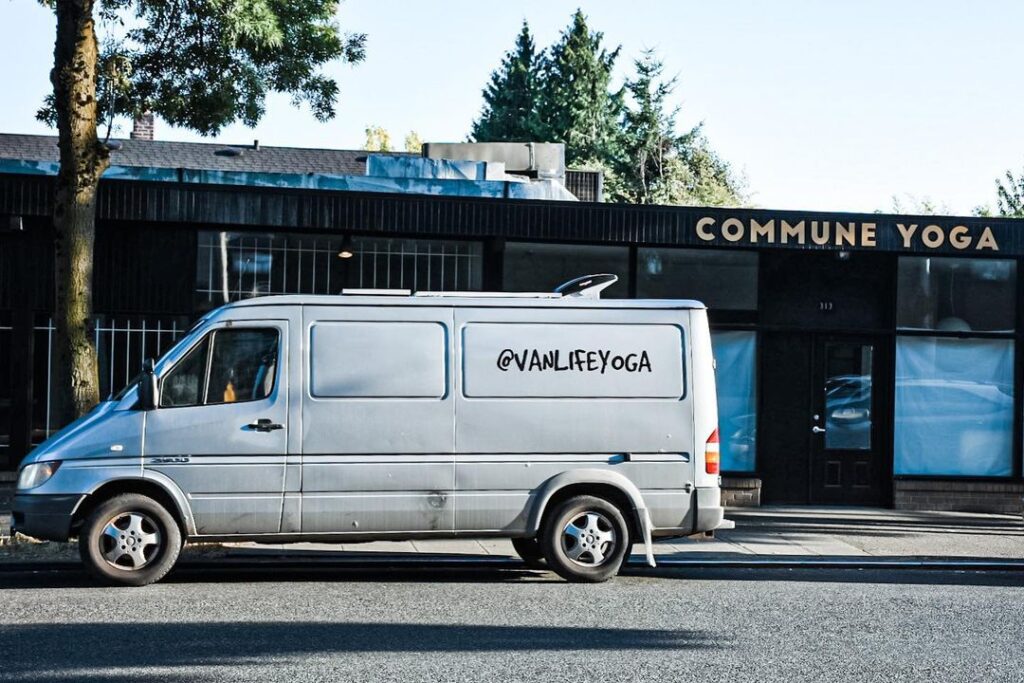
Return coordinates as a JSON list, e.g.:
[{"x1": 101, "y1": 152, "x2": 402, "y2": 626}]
[{"x1": 1, "y1": 554, "x2": 1022, "y2": 574}]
